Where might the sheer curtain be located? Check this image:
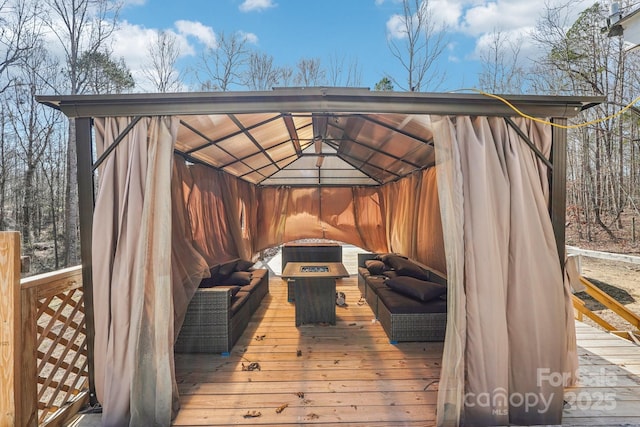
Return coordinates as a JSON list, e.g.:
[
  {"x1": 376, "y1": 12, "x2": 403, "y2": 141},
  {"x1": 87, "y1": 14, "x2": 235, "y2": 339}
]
[
  {"x1": 433, "y1": 115, "x2": 568, "y2": 426},
  {"x1": 380, "y1": 167, "x2": 446, "y2": 273},
  {"x1": 93, "y1": 116, "x2": 178, "y2": 426},
  {"x1": 254, "y1": 186, "x2": 388, "y2": 253}
]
